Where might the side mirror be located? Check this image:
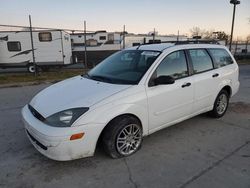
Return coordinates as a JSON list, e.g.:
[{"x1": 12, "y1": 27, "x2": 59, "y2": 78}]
[{"x1": 154, "y1": 76, "x2": 175, "y2": 85}]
